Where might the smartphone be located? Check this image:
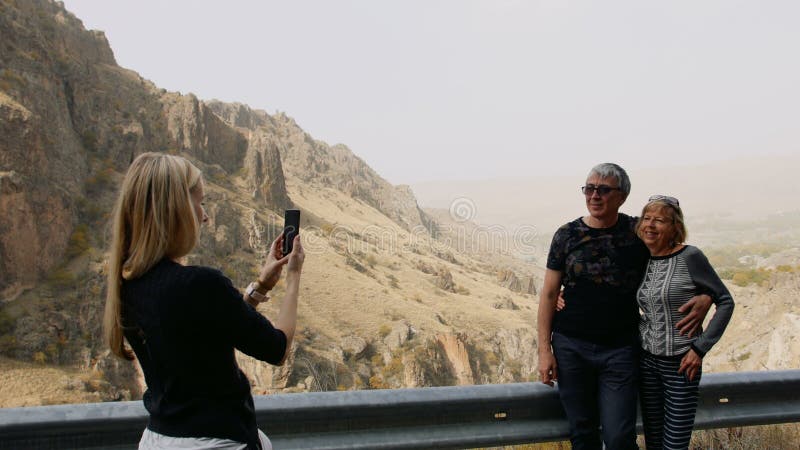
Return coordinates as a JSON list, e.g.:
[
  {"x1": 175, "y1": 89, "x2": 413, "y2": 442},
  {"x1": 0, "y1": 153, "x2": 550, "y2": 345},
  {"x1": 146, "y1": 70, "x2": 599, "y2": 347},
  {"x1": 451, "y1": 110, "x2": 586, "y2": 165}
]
[{"x1": 282, "y1": 209, "x2": 300, "y2": 255}]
